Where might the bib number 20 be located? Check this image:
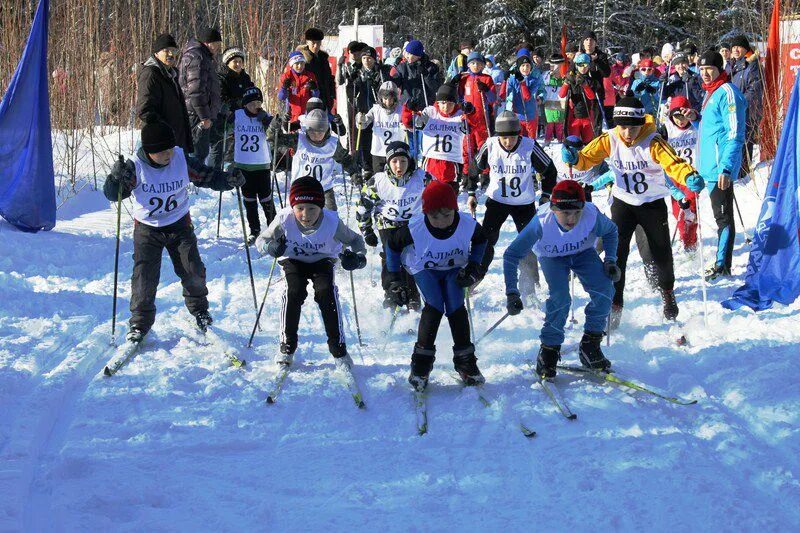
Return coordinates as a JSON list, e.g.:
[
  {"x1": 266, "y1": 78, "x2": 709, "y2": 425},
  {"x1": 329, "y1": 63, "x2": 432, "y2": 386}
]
[
  {"x1": 303, "y1": 164, "x2": 323, "y2": 182},
  {"x1": 621, "y1": 172, "x2": 648, "y2": 195}
]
